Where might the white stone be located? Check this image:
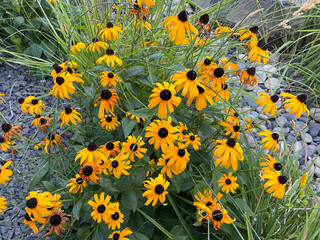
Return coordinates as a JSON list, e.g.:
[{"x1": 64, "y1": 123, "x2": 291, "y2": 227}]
[
  {"x1": 316, "y1": 157, "x2": 320, "y2": 168},
  {"x1": 294, "y1": 141, "x2": 302, "y2": 154},
  {"x1": 310, "y1": 108, "x2": 320, "y2": 122},
  {"x1": 306, "y1": 161, "x2": 315, "y2": 175},
  {"x1": 304, "y1": 133, "x2": 313, "y2": 143},
  {"x1": 264, "y1": 77, "x2": 279, "y2": 90},
  {"x1": 315, "y1": 167, "x2": 320, "y2": 178}
]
